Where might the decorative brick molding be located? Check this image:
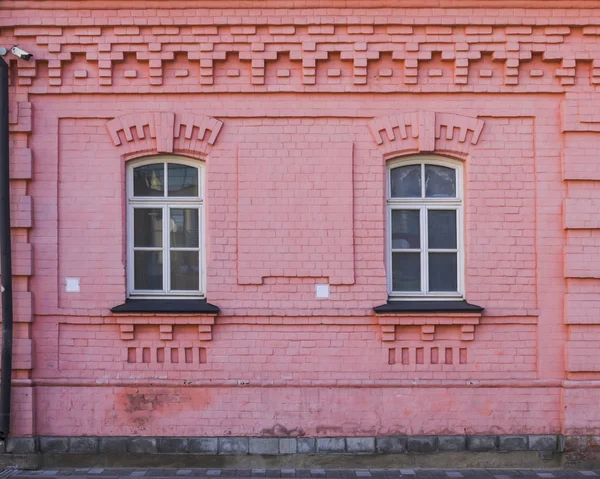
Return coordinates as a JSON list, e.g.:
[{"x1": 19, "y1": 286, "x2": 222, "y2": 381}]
[
  {"x1": 105, "y1": 112, "x2": 223, "y2": 159},
  {"x1": 5, "y1": 22, "x2": 600, "y2": 93},
  {"x1": 368, "y1": 111, "x2": 485, "y2": 158}
]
